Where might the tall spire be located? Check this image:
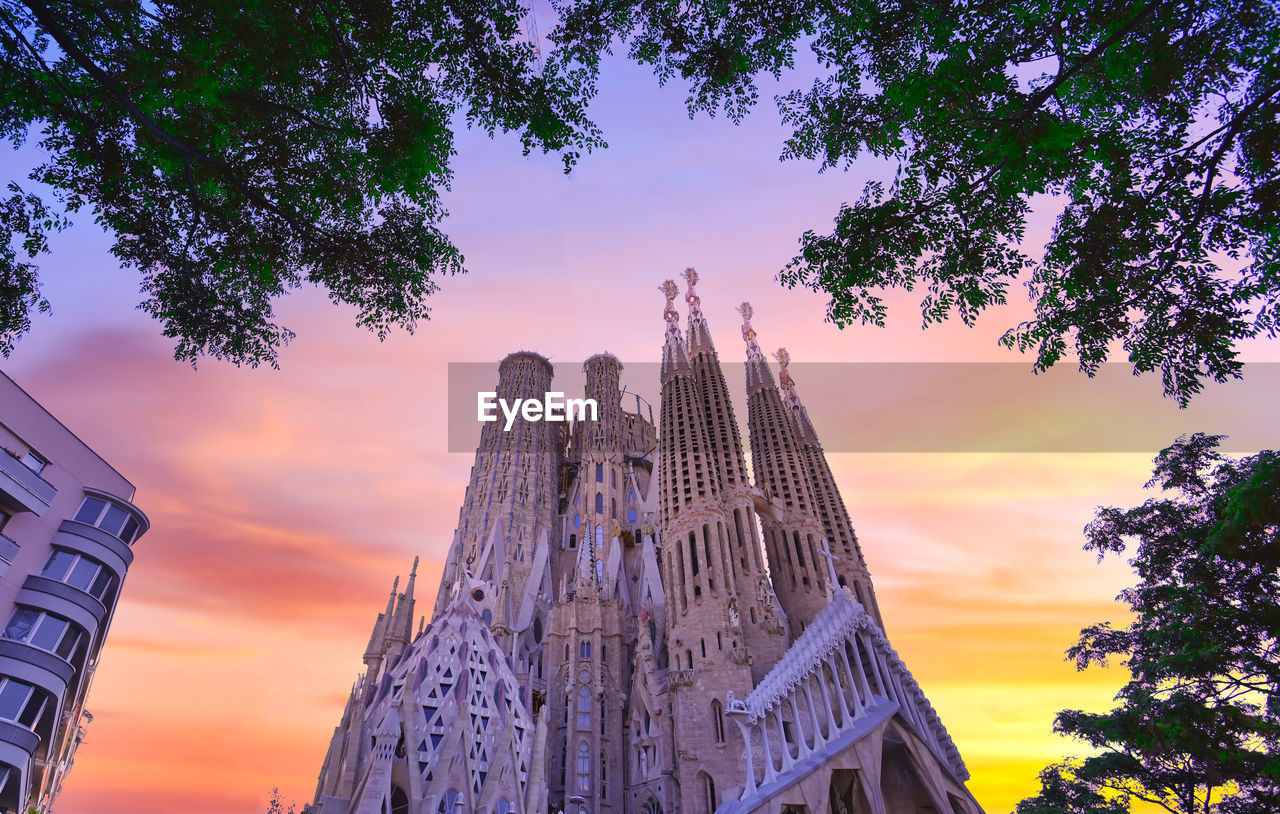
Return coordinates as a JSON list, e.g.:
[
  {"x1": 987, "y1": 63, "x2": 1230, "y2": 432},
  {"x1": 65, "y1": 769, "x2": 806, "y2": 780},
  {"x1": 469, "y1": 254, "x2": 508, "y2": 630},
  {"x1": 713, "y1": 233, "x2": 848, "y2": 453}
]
[
  {"x1": 774, "y1": 346, "x2": 885, "y2": 627},
  {"x1": 660, "y1": 279, "x2": 691, "y2": 380},
  {"x1": 684, "y1": 268, "x2": 716, "y2": 355},
  {"x1": 739, "y1": 301, "x2": 775, "y2": 393},
  {"x1": 391, "y1": 557, "x2": 419, "y2": 644},
  {"x1": 775, "y1": 347, "x2": 819, "y2": 444},
  {"x1": 682, "y1": 267, "x2": 702, "y2": 319},
  {"x1": 742, "y1": 305, "x2": 832, "y2": 631}
]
